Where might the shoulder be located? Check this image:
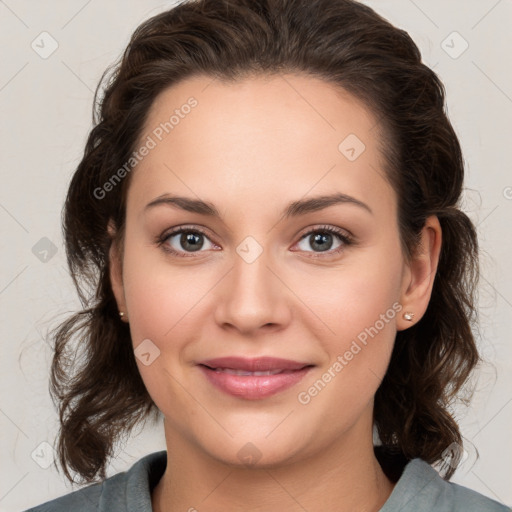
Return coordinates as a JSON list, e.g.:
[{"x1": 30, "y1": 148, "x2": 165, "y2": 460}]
[
  {"x1": 380, "y1": 458, "x2": 510, "y2": 512},
  {"x1": 23, "y1": 482, "x2": 102, "y2": 512},
  {"x1": 23, "y1": 451, "x2": 167, "y2": 512}
]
